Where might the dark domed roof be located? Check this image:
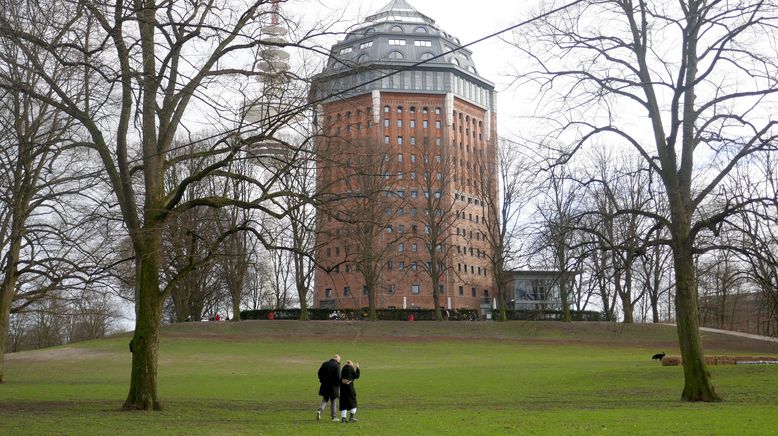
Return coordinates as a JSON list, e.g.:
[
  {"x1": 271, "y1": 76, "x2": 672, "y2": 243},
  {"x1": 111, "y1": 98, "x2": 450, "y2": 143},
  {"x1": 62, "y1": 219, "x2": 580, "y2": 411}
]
[
  {"x1": 324, "y1": 0, "x2": 480, "y2": 76},
  {"x1": 311, "y1": 0, "x2": 495, "y2": 111}
]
